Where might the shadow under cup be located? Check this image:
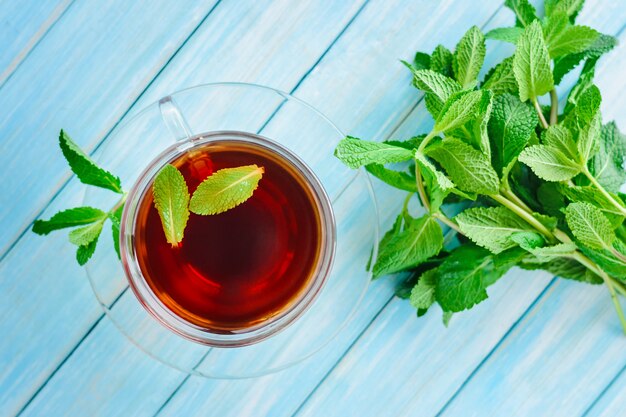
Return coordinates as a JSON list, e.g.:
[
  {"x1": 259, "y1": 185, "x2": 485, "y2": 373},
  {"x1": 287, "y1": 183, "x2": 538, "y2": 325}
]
[{"x1": 120, "y1": 131, "x2": 336, "y2": 347}]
